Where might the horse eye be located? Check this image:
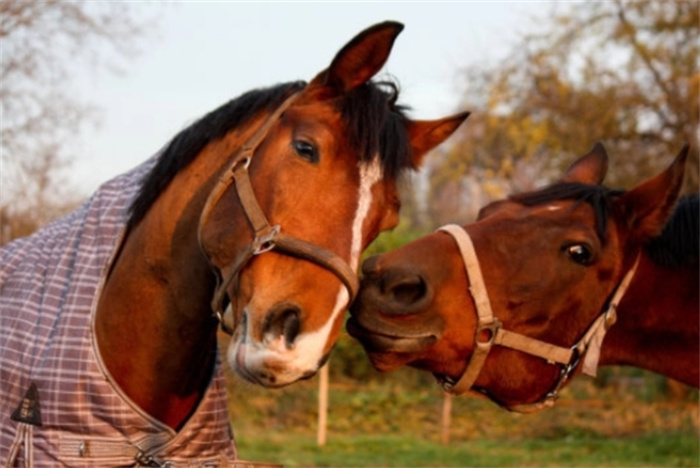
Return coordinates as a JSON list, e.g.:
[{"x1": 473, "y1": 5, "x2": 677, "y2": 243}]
[
  {"x1": 293, "y1": 140, "x2": 318, "y2": 164},
  {"x1": 565, "y1": 244, "x2": 593, "y2": 265}
]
